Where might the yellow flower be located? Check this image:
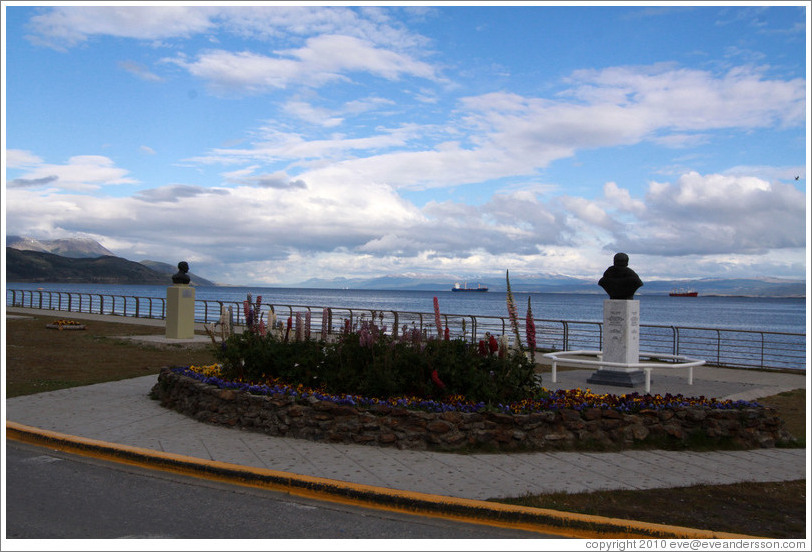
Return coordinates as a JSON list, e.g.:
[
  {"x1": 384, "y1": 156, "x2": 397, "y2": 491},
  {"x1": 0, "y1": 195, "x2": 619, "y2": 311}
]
[{"x1": 189, "y1": 364, "x2": 223, "y2": 377}]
